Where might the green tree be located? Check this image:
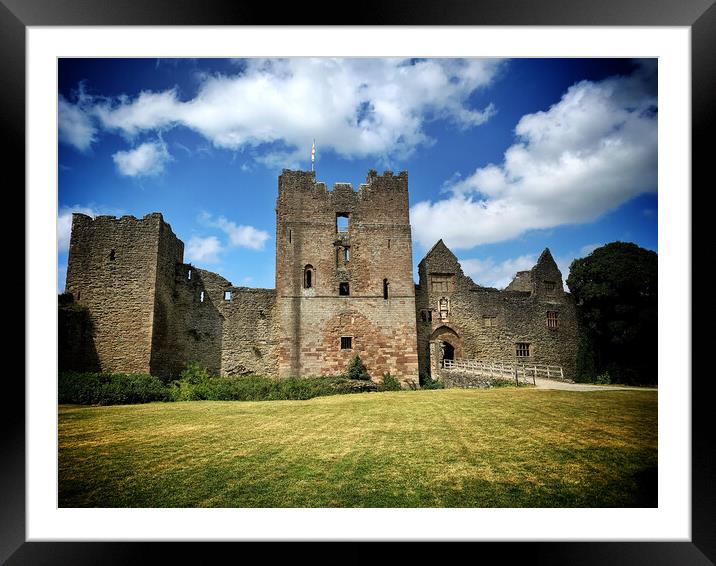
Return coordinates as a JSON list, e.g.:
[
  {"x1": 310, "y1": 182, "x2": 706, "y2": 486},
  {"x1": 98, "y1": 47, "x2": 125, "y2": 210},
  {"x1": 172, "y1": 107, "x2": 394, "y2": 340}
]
[
  {"x1": 567, "y1": 242, "x2": 657, "y2": 385},
  {"x1": 345, "y1": 355, "x2": 370, "y2": 380}
]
